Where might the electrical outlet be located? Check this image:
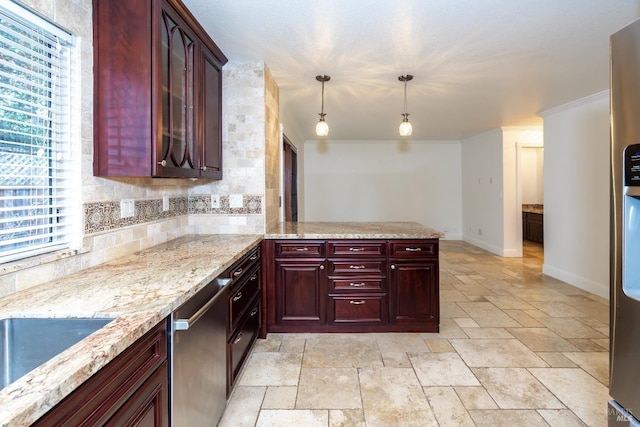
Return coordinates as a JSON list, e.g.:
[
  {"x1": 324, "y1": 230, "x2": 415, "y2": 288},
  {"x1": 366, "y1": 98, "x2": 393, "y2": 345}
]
[
  {"x1": 229, "y1": 194, "x2": 243, "y2": 208},
  {"x1": 211, "y1": 195, "x2": 220, "y2": 209},
  {"x1": 120, "y1": 199, "x2": 135, "y2": 218},
  {"x1": 163, "y1": 196, "x2": 170, "y2": 211},
  {"x1": 478, "y1": 228, "x2": 483, "y2": 236}
]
